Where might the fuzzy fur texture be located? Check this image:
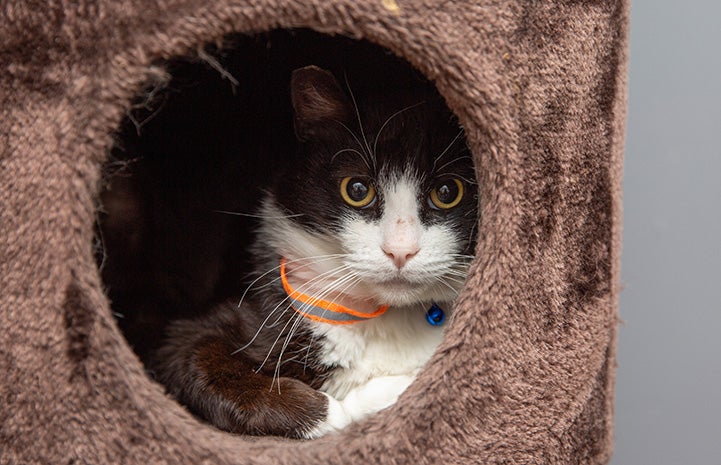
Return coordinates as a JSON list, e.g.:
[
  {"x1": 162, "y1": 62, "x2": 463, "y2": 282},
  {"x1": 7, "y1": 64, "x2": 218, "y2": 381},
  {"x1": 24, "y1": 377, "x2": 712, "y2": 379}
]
[{"x1": 0, "y1": 1, "x2": 627, "y2": 464}]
